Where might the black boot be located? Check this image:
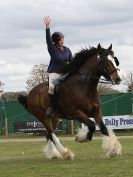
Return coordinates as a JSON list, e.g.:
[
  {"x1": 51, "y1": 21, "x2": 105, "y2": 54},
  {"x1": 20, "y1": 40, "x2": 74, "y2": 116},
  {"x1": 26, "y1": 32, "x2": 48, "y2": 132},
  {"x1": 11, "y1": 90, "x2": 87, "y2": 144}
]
[{"x1": 46, "y1": 94, "x2": 54, "y2": 116}]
